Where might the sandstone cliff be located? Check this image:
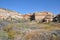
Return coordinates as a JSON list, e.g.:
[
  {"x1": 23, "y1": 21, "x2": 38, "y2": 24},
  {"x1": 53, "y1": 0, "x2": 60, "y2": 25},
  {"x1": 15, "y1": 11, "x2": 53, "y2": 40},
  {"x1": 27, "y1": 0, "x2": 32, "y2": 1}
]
[{"x1": 0, "y1": 8, "x2": 23, "y2": 19}]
